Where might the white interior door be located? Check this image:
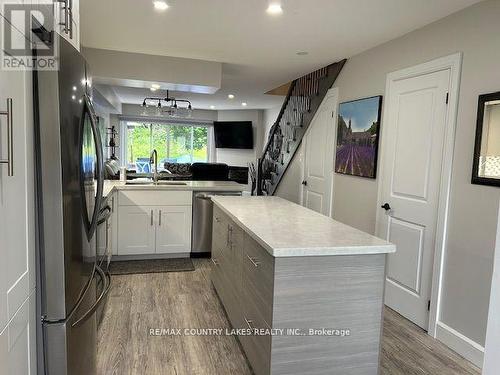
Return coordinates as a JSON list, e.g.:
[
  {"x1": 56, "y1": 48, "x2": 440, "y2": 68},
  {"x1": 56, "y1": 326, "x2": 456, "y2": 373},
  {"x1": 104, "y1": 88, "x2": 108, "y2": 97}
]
[
  {"x1": 483, "y1": 199, "x2": 500, "y2": 374},
  {"x1": 377, "y1": 69, "x2": 450, "y2": 329},
  {"x1": 302, "y1": 94, "x2": 337, "y2": 216}
]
